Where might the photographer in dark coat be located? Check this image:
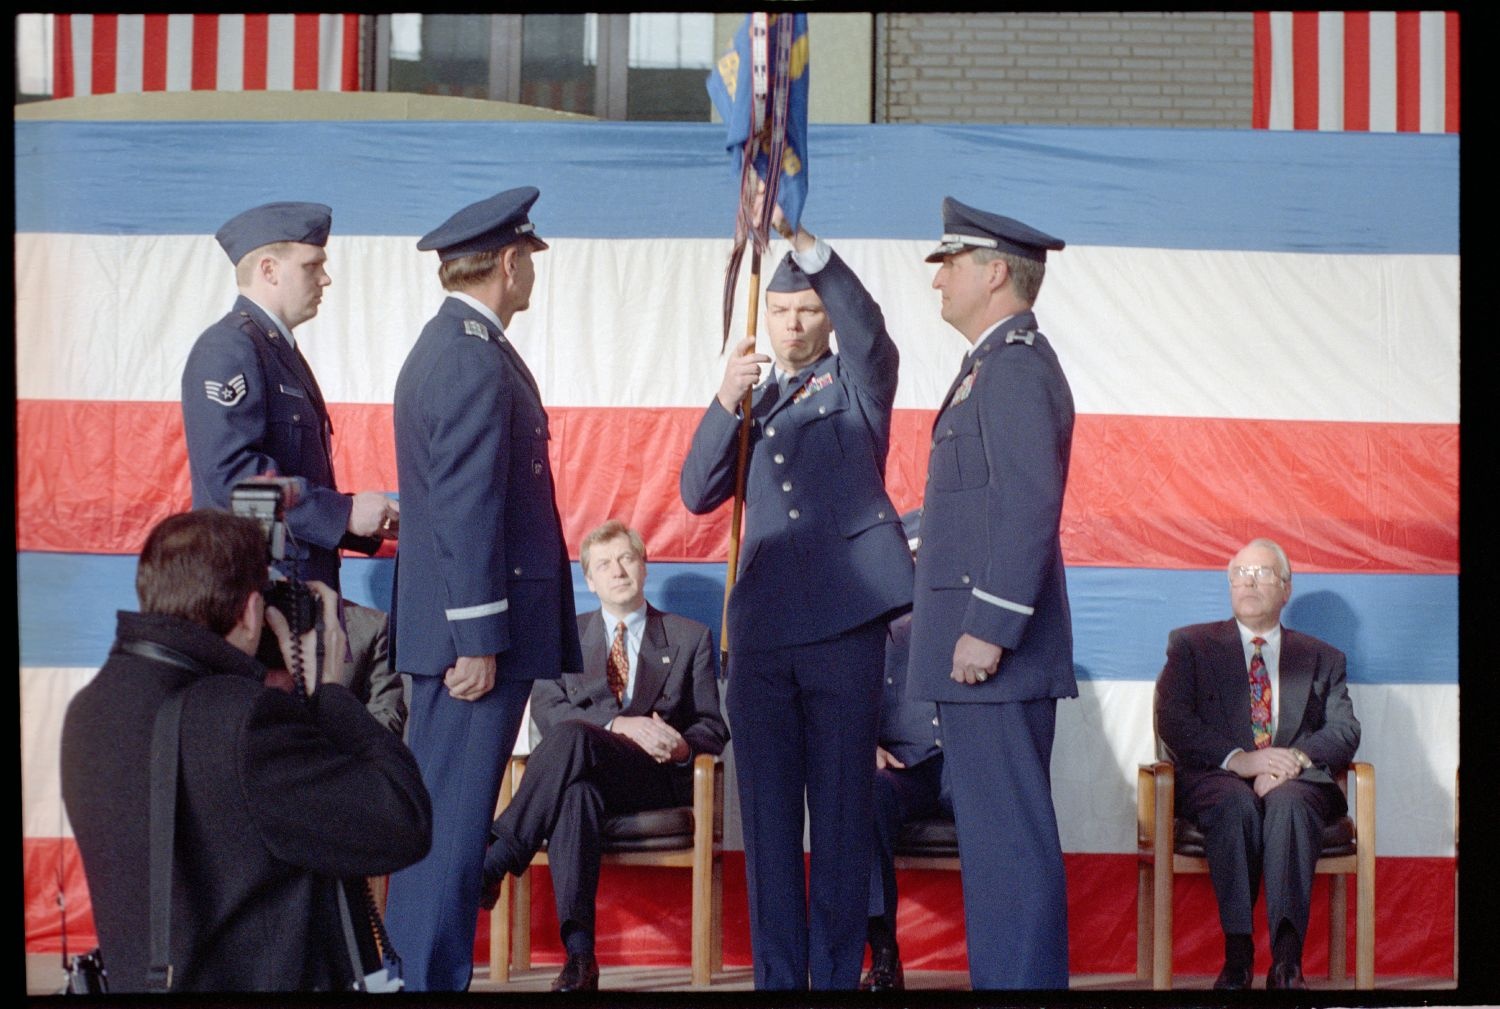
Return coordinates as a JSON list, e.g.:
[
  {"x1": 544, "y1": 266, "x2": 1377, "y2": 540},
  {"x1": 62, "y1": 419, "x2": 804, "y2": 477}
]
[{"x1": 60, "y1": 510, "x2": 432, "y2": 992}]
